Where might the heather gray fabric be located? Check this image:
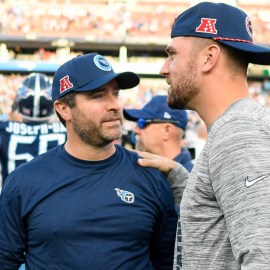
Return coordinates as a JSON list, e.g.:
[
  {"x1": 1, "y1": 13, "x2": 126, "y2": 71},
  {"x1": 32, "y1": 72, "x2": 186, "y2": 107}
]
[
  {"x1": 169, "y1": 98, "x2": 270, "y2": 270},
  {"x1": 167, "y1": 163, "x2": 189, "y2": 205}
]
